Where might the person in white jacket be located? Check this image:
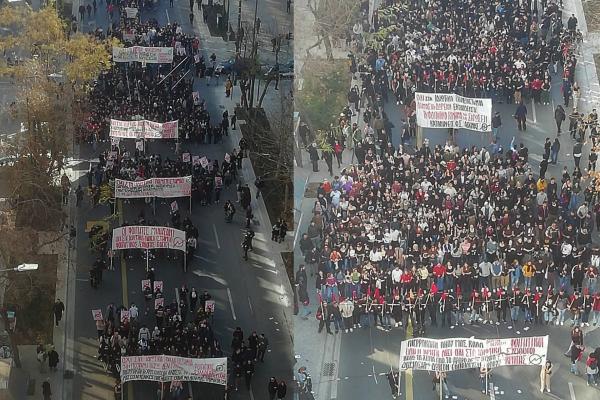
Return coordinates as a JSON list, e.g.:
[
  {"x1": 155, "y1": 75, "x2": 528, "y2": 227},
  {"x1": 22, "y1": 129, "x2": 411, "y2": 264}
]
[{"x1": 339, "y1": 298, "x2": 355, "y2": 333}]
